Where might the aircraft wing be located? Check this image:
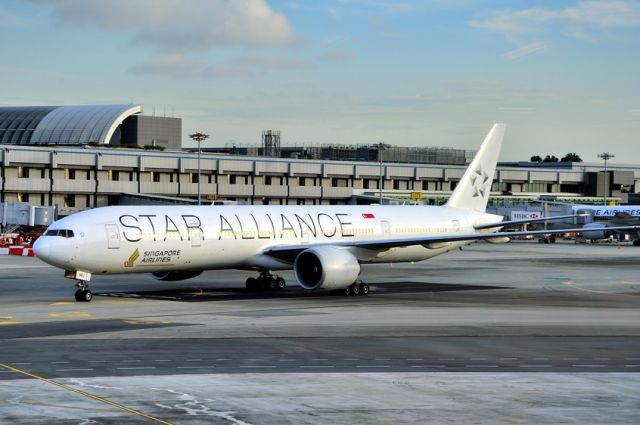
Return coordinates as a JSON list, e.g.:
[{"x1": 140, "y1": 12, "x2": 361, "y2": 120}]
[
  {"x1": 473, "y1": 214, "x2": 586, "y2": 230},
  {"x1": 263, "y1": 225, "x2": 640, "y2": 263}
]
